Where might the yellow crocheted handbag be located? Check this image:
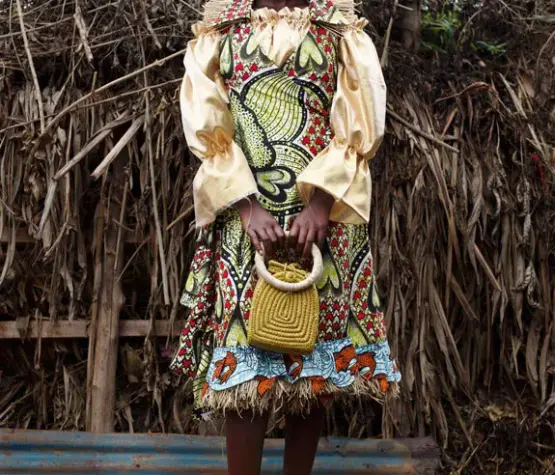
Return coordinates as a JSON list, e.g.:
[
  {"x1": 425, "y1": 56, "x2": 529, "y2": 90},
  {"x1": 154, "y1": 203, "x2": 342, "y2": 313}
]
[{"x1": 248, "y1": 241, "x2": 323, "y2": 355}]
